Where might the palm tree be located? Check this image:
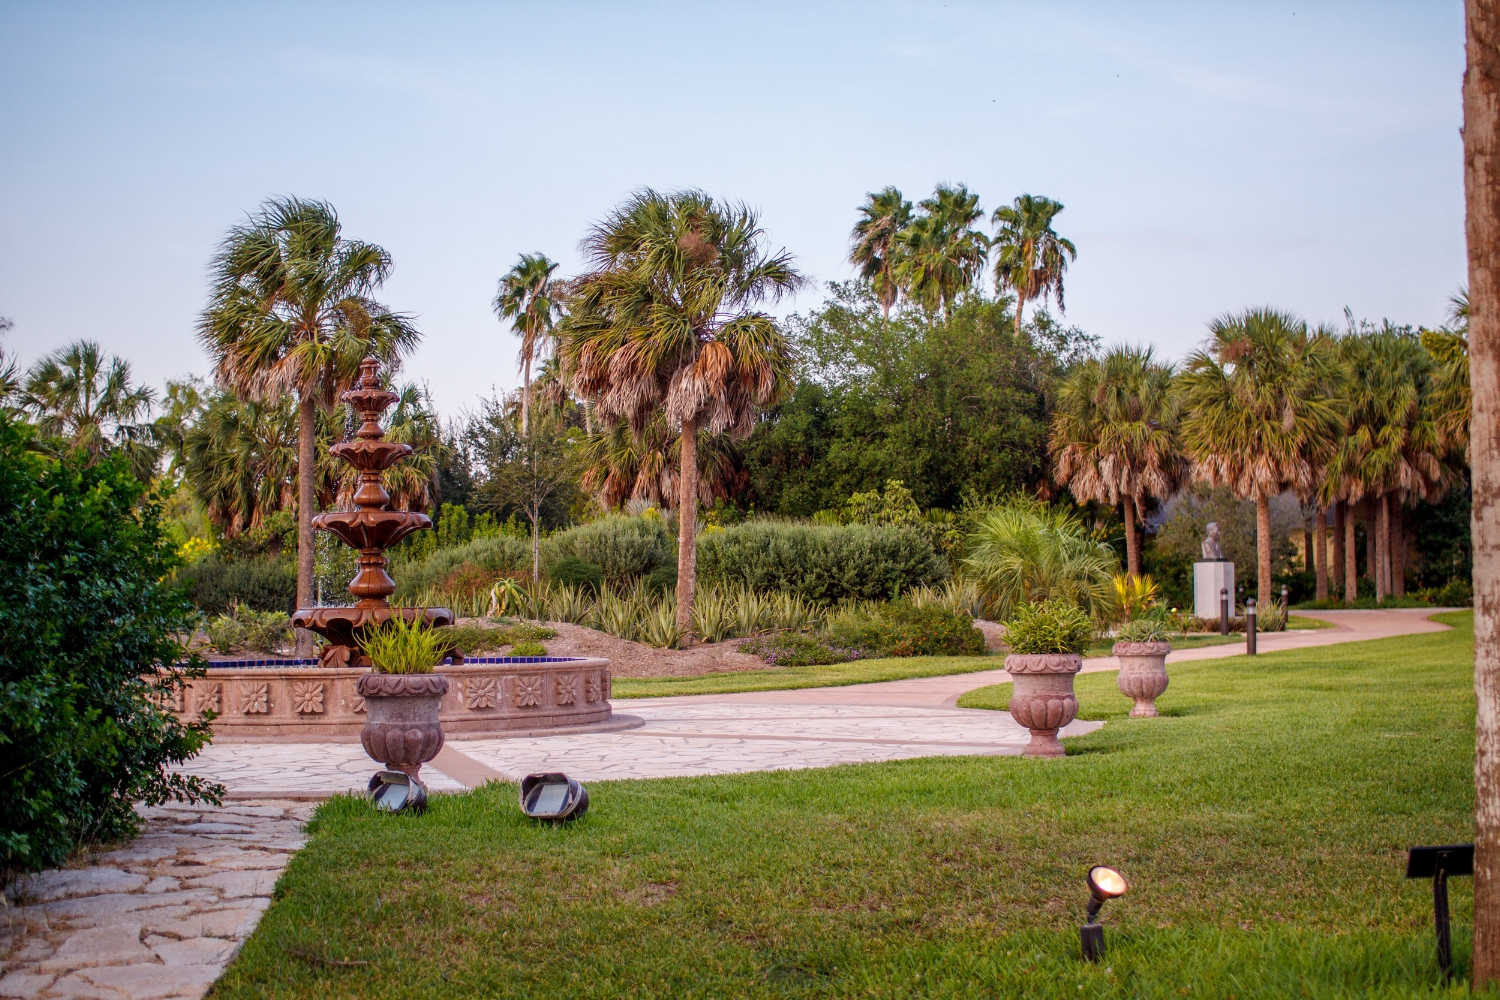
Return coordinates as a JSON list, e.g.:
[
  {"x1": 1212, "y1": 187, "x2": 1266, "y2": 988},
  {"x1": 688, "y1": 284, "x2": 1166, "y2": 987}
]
[
  {"x1": 896, "y1": 184, "x2": 988, "y2": 315},
  {"x1": 184, "y1": 392, "x2": 300, "y2": 538},
  {"x1": 1326, "y1": 326, "x2": 1448, "y2": 601},
  {"x1": 1179, "y1": 309, "x2": 1343, "y2": 606},
  {"x1": 580, "y1": 413, "x2": 743, "y2": 511},
  {"x1": 850, "y1": 187, "x2": 914, "y2": 319},
  {"x1": 991, "y1": 194, "x2": 1077, "y2": 339},
  {"x1": 493, "y1": 253, "x2": 563, "y2": 436},
  {"x1": 562, "y1": 189, "x2": 801, "y2": 634},
  {"x1": 1051, "y1": 346, "x2": 1185, "y2": 581},
  {"x1": 198, "y1": 197, "x2": 419, "y2": 649},
  {"x1": 20, "y1": 340, "x2": 159, "y2": 479},
  {"x1": 1424, "y1": 288, "x2": 1471, "y2": 460},
  {"x1": 963, "y1": 498, "x2": 1118, "y2": 621}
]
